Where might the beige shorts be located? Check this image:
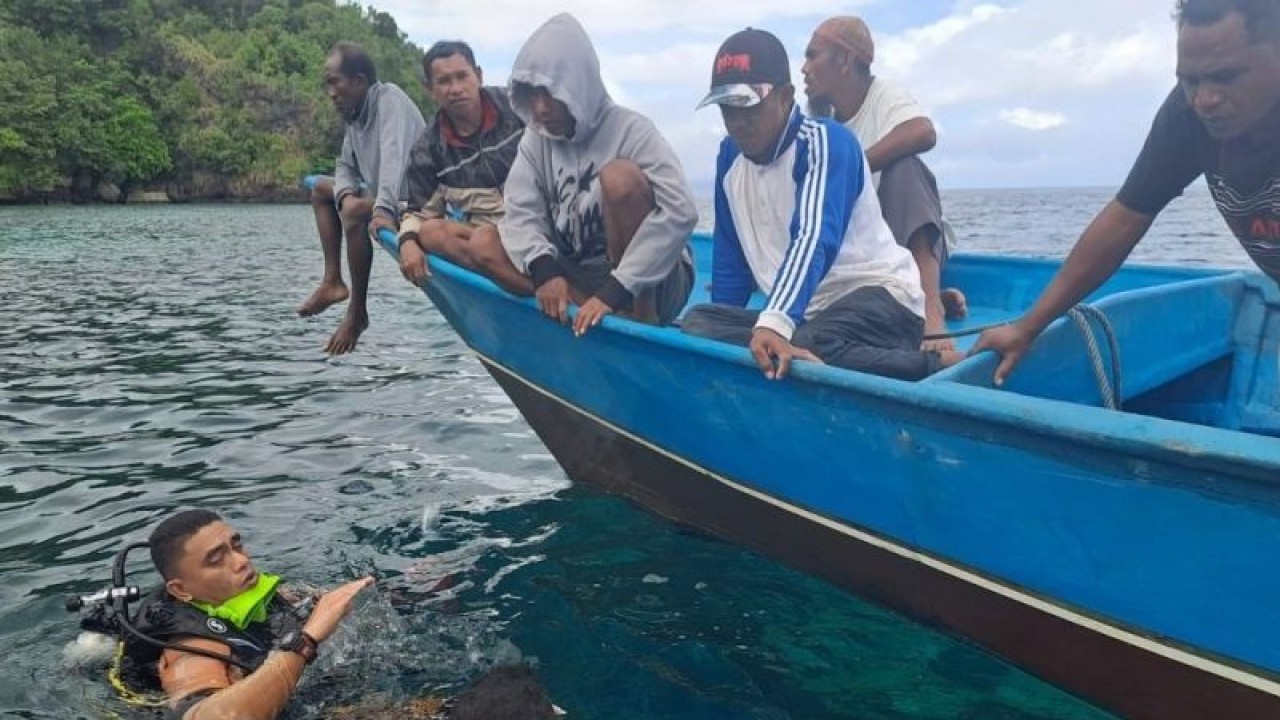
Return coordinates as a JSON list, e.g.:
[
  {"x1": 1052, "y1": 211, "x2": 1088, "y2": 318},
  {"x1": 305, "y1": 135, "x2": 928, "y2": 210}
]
[{"x1": 399, "y1": 186, "x2": 504, "y2": 240}]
